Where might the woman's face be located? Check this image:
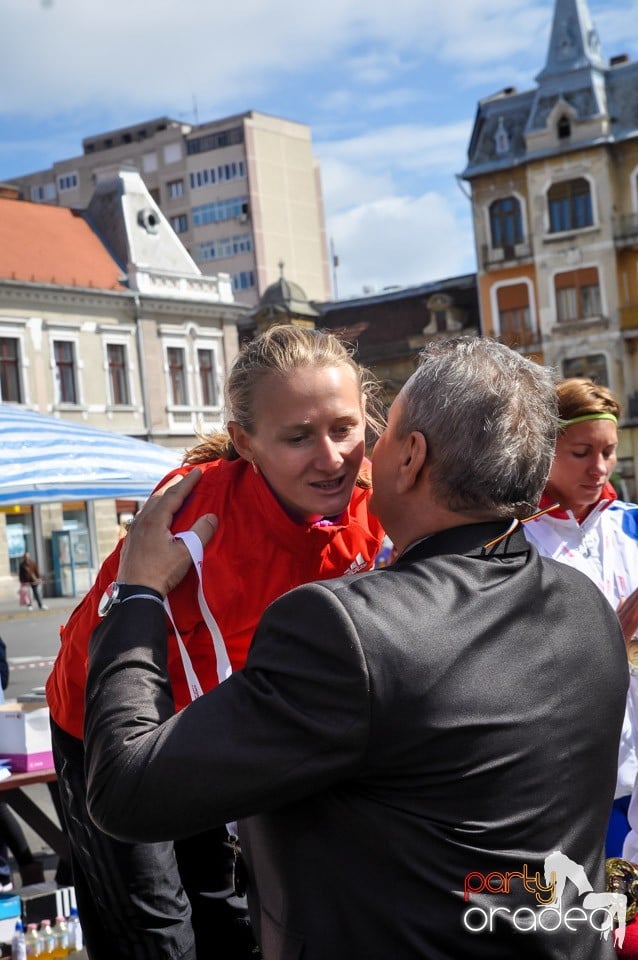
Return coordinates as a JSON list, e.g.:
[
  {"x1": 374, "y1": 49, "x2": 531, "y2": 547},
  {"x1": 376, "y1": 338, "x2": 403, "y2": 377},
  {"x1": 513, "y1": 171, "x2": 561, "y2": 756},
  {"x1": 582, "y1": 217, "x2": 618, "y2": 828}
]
[
  {"x1": 231, "y1": 364, "x2": 366, "y2": 521},
  {"x1": 545, "y1": 419, "x2": 618, "y2": 519}
]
